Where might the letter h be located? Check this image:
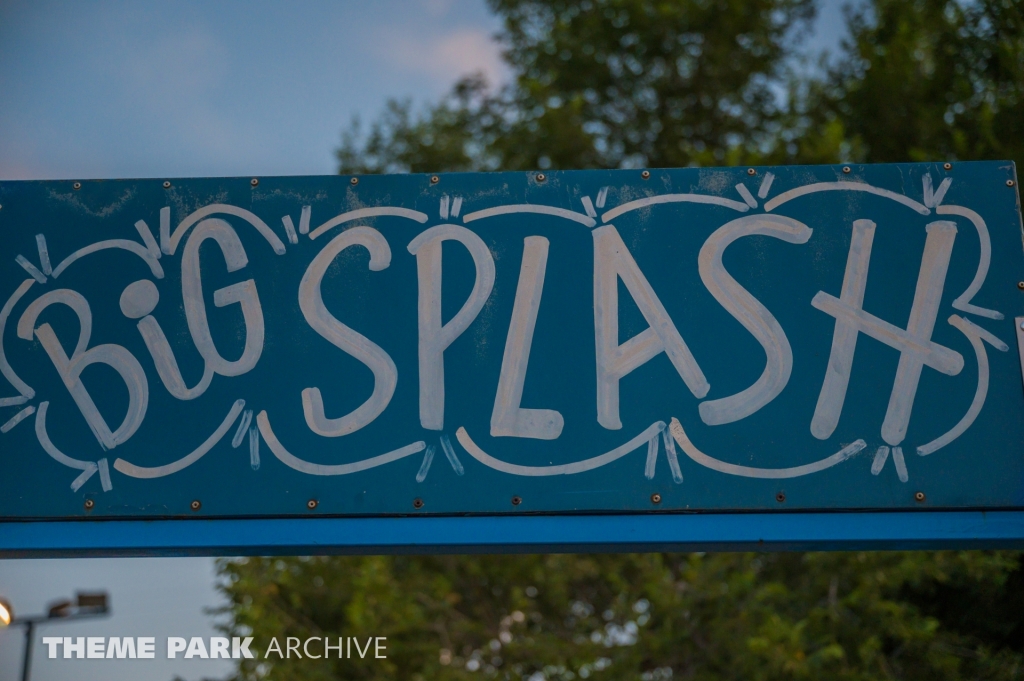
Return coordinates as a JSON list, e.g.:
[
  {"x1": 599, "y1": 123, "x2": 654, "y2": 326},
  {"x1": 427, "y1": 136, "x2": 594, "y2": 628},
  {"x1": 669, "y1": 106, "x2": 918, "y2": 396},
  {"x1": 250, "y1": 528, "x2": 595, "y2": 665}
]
[{"x1": 811, "y1": 219, "x2": 963, "y2": 445}]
